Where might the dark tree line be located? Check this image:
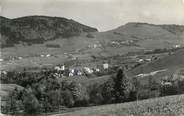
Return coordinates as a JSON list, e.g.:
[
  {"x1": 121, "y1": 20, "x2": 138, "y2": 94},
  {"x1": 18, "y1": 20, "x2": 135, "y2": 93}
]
[{"x1": 1, "y1": 67, "x2": 184, "y2": 115}]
